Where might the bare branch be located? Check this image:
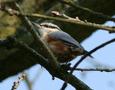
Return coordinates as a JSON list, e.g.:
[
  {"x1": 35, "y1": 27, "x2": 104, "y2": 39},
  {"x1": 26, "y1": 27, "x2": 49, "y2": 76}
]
[
  {"x1": 58, "y1": 0, "x2": 115, "y2": 22},
  {"x1": 0, "y1": 4, "x2": 115, "y2": 32},
  {"x1": 11, "y1": 73, "x2": 25, "y2": 90},
  {"x1": 29, "y1": 13, "x2": 115, "y2": 33},
  {"x1": 71, "y1": 68, "x2": 115, "y2": 72}
]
